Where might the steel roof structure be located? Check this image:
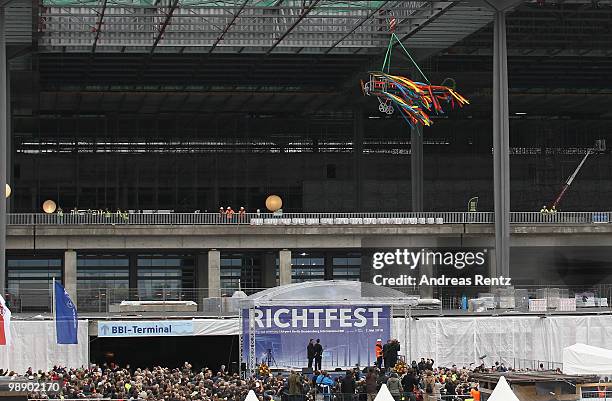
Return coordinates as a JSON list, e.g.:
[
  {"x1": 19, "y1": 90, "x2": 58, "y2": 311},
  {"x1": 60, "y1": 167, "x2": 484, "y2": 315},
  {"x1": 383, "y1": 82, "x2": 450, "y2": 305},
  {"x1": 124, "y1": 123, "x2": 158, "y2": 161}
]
[{"x1": 35, "y1": 0, "x2": 495, "y2": 54}]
